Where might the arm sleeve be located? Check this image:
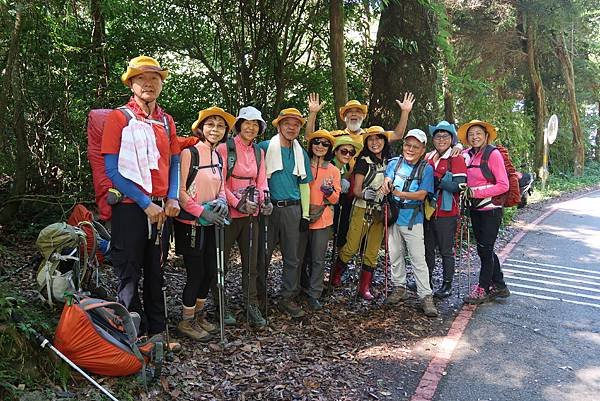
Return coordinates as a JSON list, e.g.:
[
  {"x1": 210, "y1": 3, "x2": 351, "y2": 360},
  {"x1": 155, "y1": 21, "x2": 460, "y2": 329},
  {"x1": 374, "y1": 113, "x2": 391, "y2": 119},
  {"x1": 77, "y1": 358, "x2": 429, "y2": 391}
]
[
  {"x1": 299, "y1": 149, "x2": 314, "y2": 184},
  {"x1": 104, "y1": 154, "x2": 151, "y2": 209},
  {"x1": 300, "y1": 183, "x2": 310, "y2": 219},
  {"x1": 216, "y1": 143, "x2": 238, "y2": 207},
  {"x1": 167, "y1": 154, "x2": 180, "y2": 199}
]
